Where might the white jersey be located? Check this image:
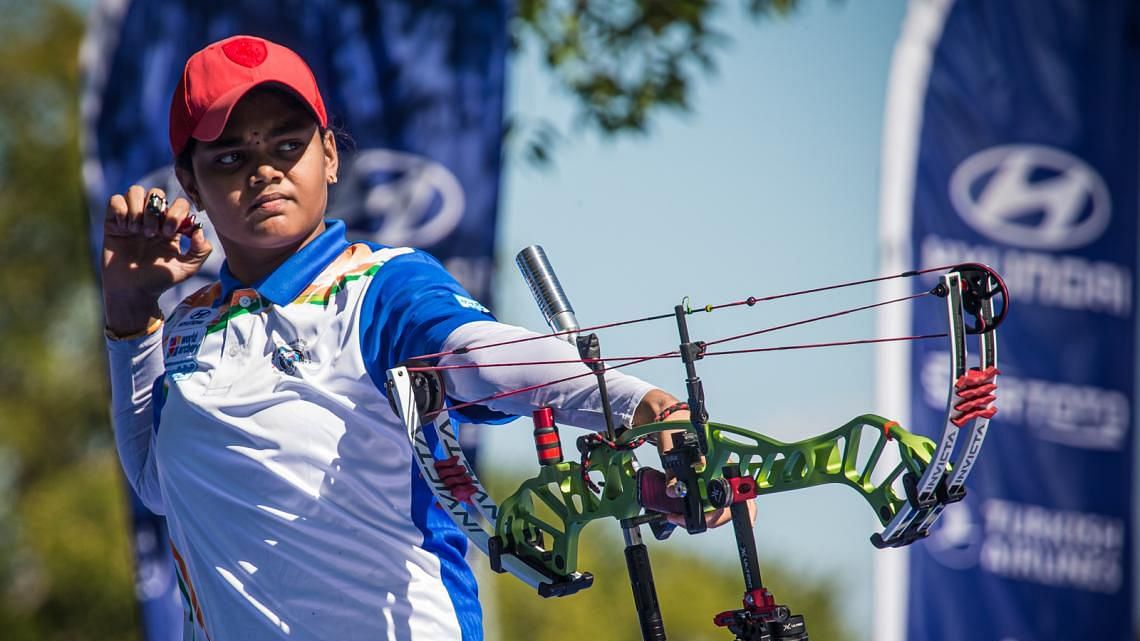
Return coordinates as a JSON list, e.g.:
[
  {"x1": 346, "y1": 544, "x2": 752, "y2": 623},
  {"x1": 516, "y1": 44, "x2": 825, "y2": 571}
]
[{"x1": 106, "y1": 220, "x2": 653, "y2": 641}]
